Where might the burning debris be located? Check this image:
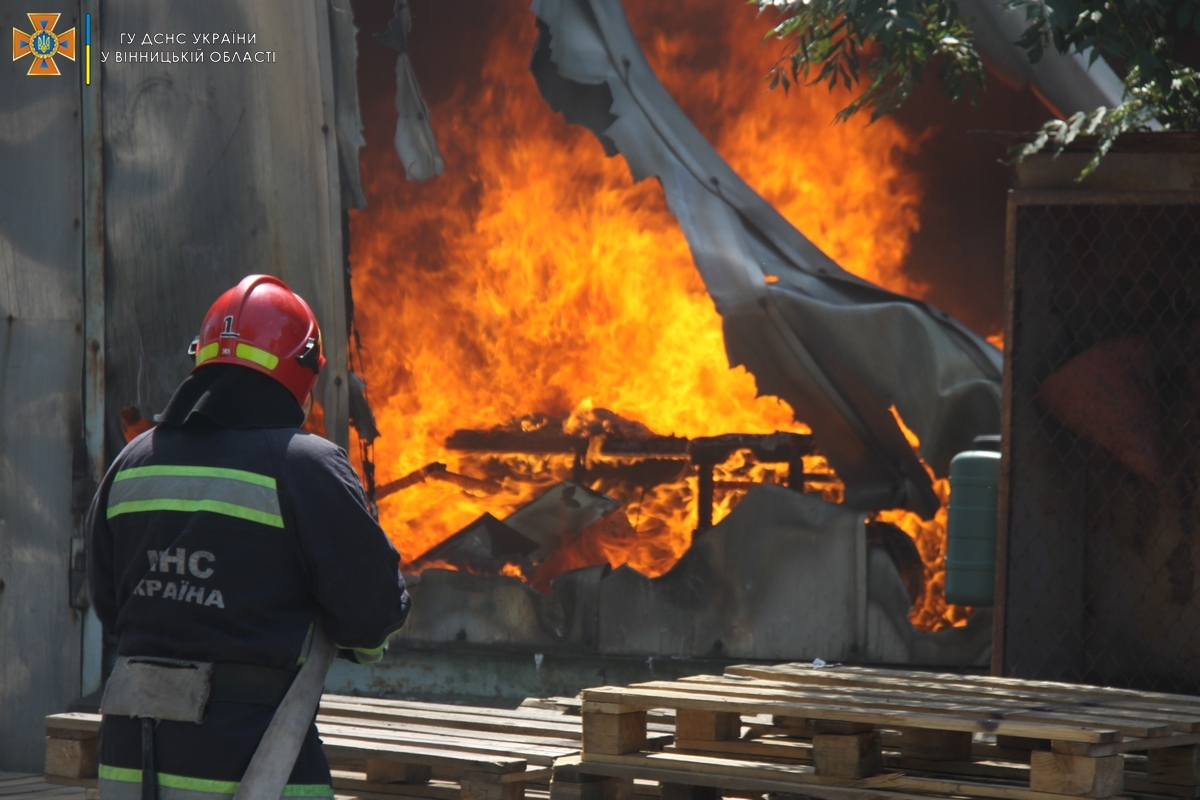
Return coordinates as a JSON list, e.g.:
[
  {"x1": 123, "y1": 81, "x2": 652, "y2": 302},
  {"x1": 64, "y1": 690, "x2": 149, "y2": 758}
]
[
  {"x1": 352, "y1": 0, "x2": 902, "y2": 575},
  {"x1": 394, "y1": 483, "x2": 994, "y2": 665},
  {"x1": 531, "y1": 0, "x2": 1001, "y2": 518},
  {"x1": 389, "y1": 408, "x2": 833, "y2": 592},
  {"x1": 412, "y1": 481, "x2": 630, "y2": 591},
  {"x1": 349, "y1": 0, "x2": 990, "y2": 634}
]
